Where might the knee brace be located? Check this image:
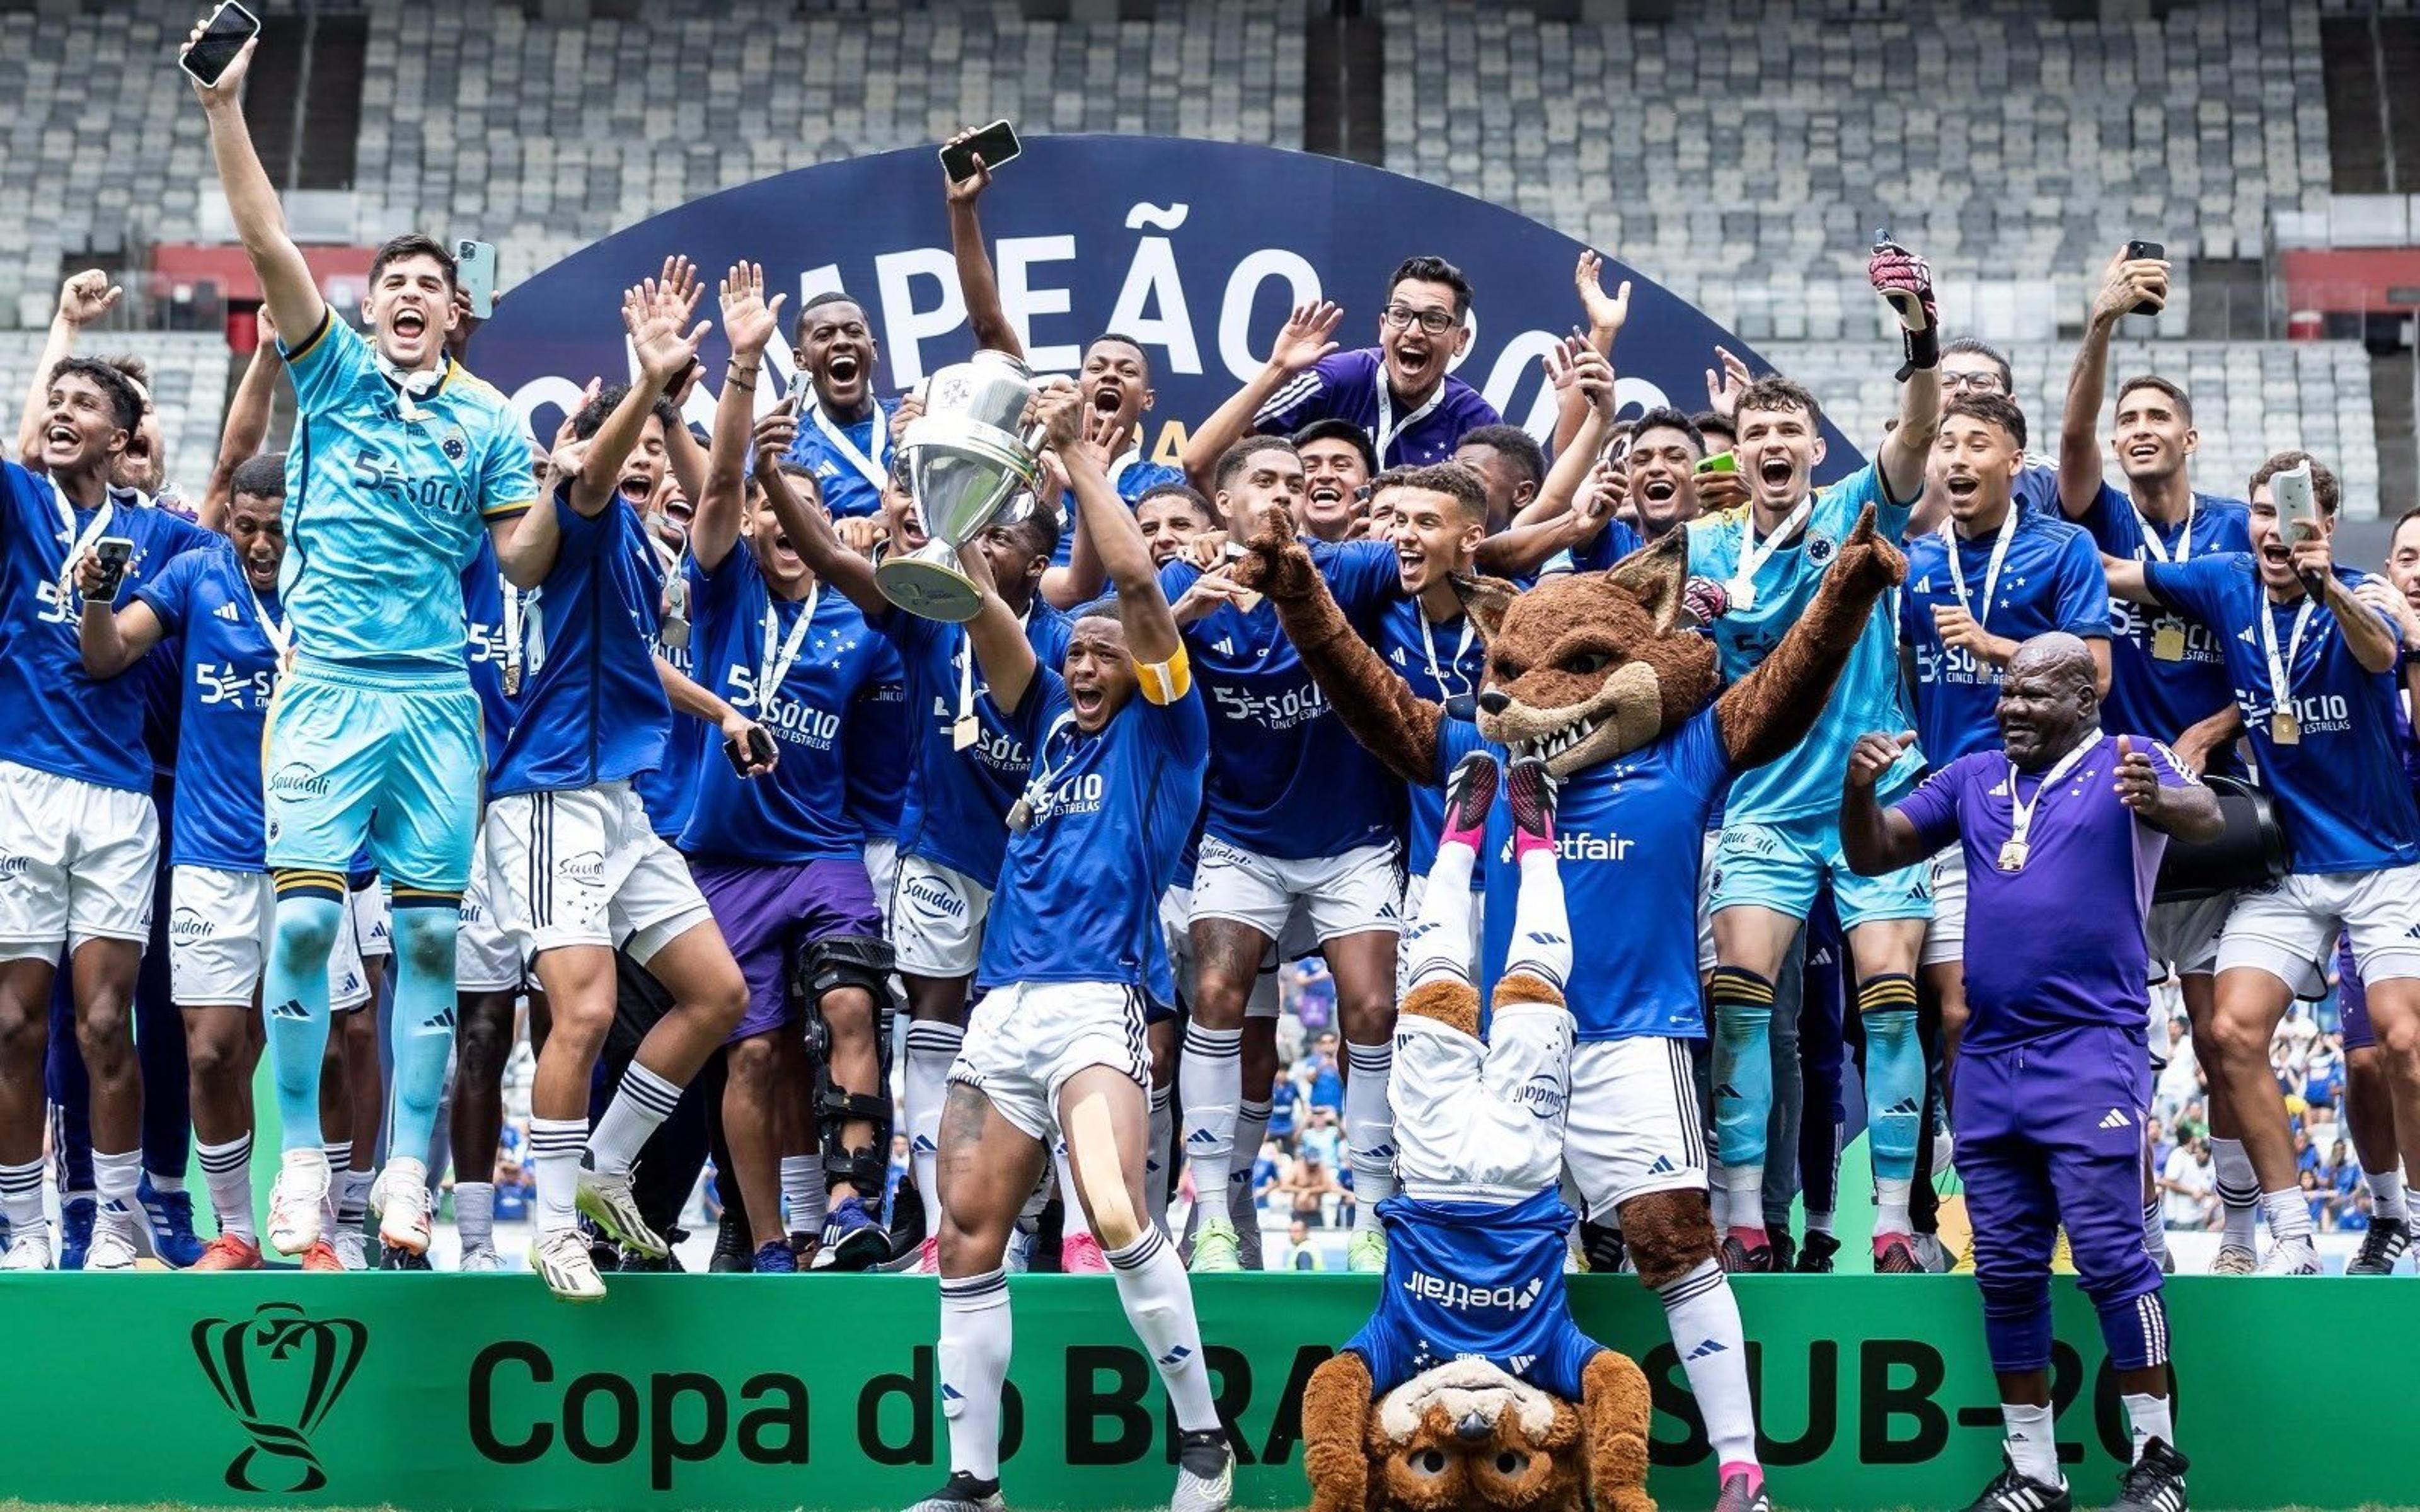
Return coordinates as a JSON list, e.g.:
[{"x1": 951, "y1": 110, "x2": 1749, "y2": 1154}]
[
  {"x1": 1616, "y1": 1187, "x2": 1717, "y2": 1289},
  {"x1": 794, "y1": 935, "x2": 897, "y2": 1193}
]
